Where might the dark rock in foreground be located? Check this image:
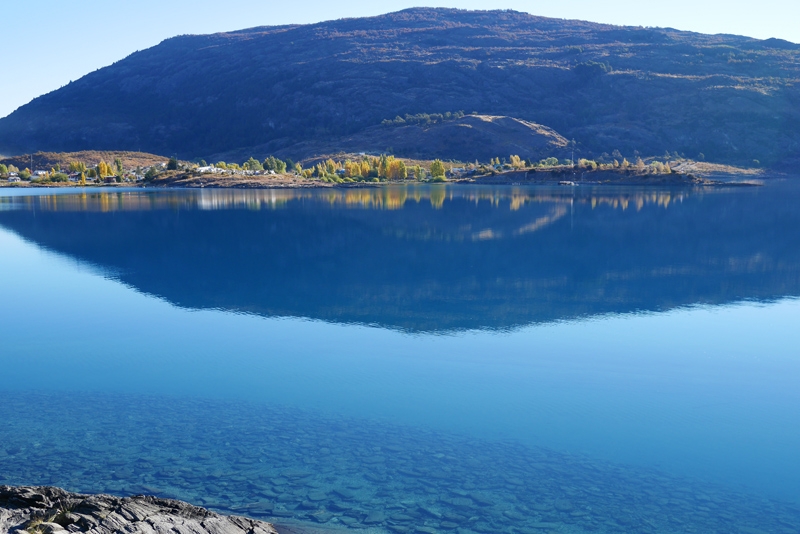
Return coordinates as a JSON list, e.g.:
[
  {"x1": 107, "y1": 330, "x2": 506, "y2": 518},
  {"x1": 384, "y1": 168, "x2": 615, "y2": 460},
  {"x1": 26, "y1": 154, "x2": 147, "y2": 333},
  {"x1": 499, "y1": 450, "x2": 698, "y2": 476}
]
[{"x1": 0, "y1": 486, "x2": 279, "y2": 534}]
